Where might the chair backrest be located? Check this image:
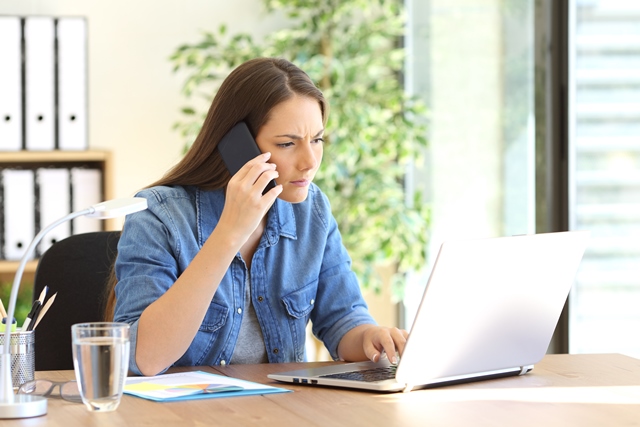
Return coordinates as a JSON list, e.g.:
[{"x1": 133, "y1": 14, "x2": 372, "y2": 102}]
[{"x1": 32, "y1": 231, "x2": 120, "y2": 371}]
